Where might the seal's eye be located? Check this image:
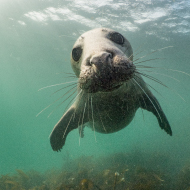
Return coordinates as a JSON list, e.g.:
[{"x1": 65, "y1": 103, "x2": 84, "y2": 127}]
[
  {"x1": 109, "y1": 32, "x2": 124, "y2": 45},
  {"x1": 72, "y1": 47, "x2": 82, "y2": 62}
]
